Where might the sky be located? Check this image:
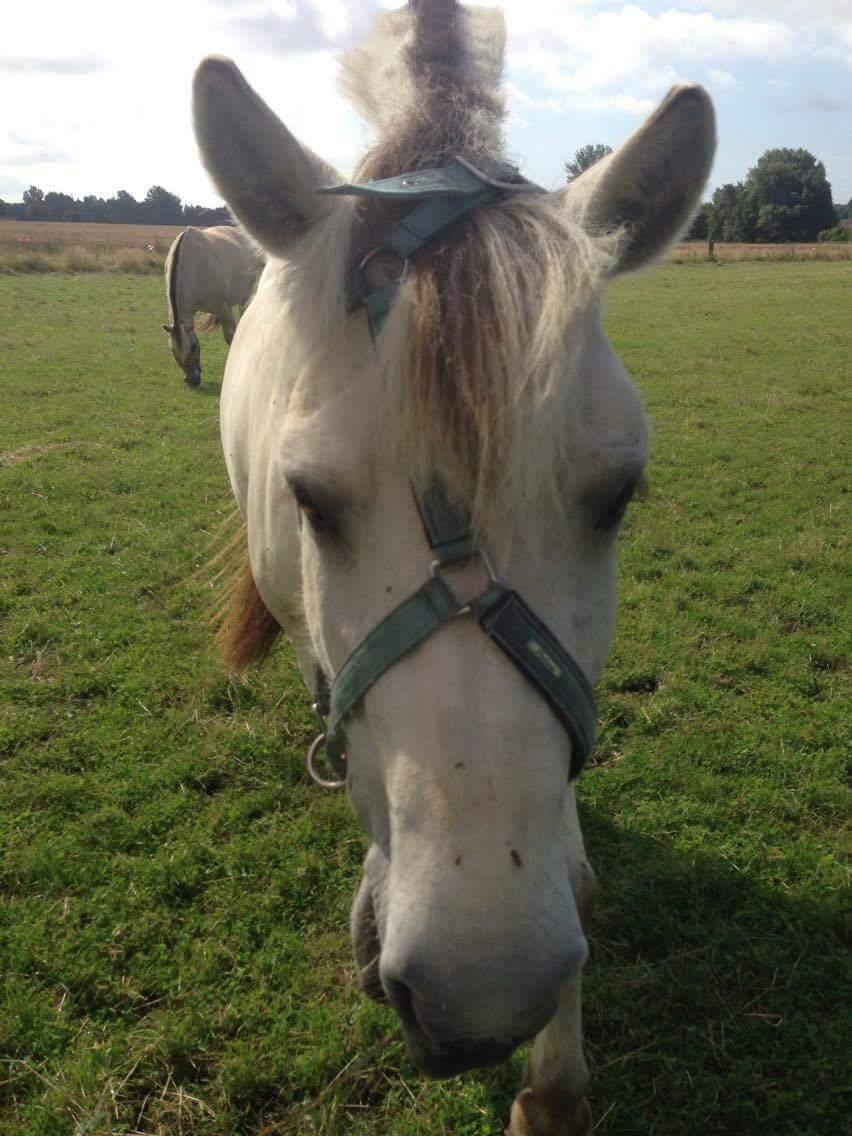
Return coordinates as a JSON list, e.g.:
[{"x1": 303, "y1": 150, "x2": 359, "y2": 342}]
[{"x1": 1, "y1": 0, "x2": 850, "y2": 207}]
